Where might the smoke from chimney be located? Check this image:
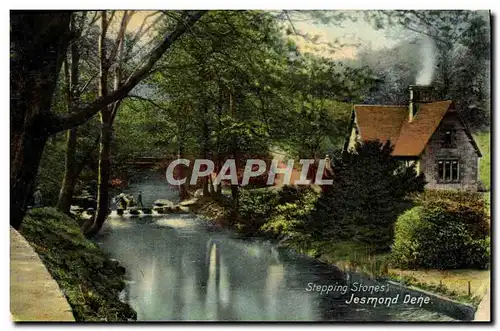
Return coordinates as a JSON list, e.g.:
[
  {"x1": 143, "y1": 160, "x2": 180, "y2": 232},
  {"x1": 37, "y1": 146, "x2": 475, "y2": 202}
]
[{"x1": 415, "y1": 36, "x2": 436, "y2": 85}]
